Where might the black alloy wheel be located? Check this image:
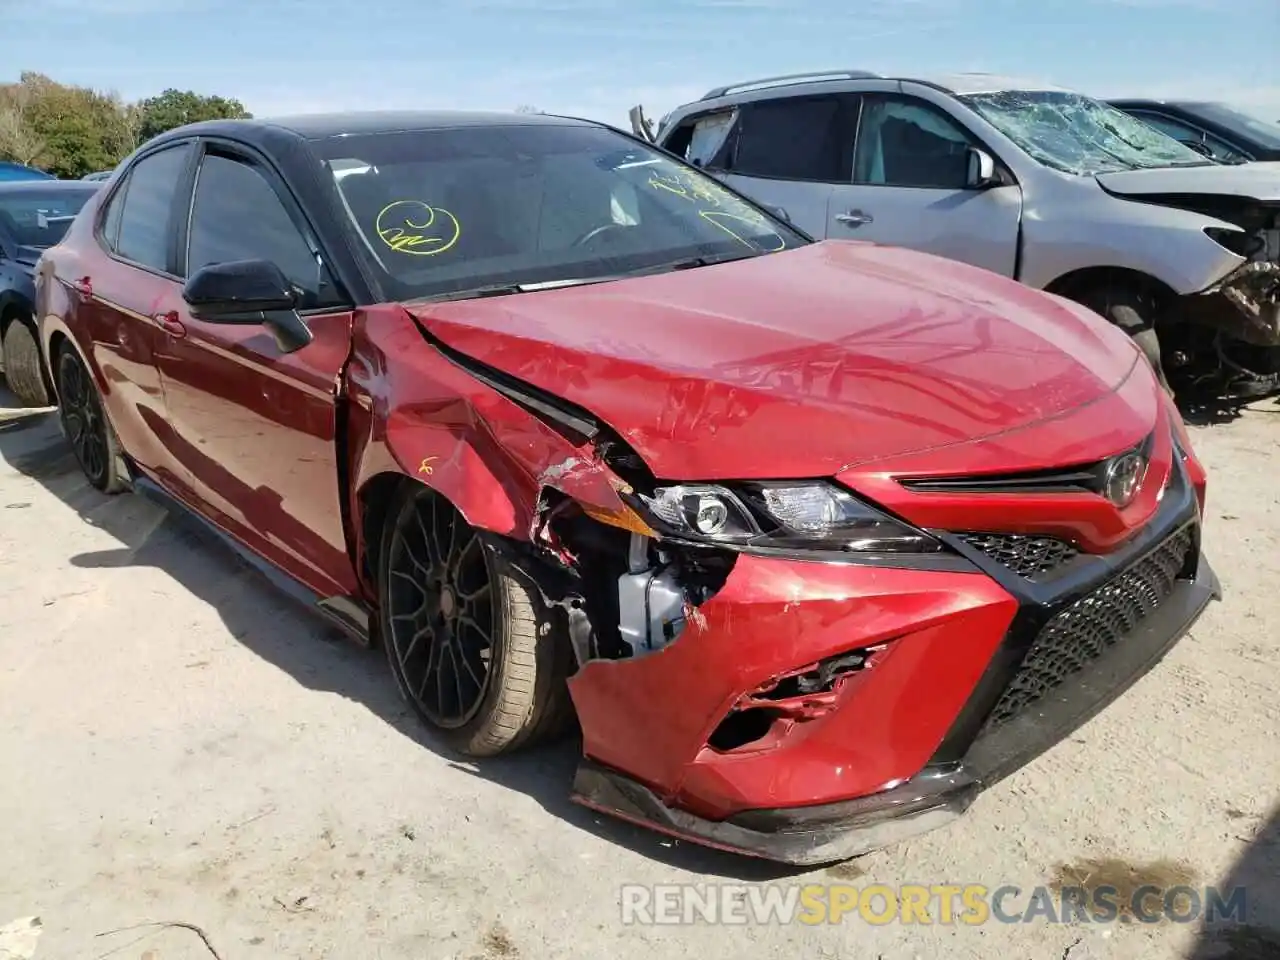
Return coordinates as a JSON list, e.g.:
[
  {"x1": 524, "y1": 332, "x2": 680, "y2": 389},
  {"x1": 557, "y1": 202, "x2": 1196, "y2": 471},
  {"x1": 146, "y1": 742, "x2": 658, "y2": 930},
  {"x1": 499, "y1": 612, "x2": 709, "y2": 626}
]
[
  {"x1": 379, "y1": 486, "x2": 574, "y2": 756},
  {"x1": 56, "y1": 348, "x2": 124, "y2": 492},
  {"x1": 385, "y1": 492, "x2": 496, "y2": 728}
]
